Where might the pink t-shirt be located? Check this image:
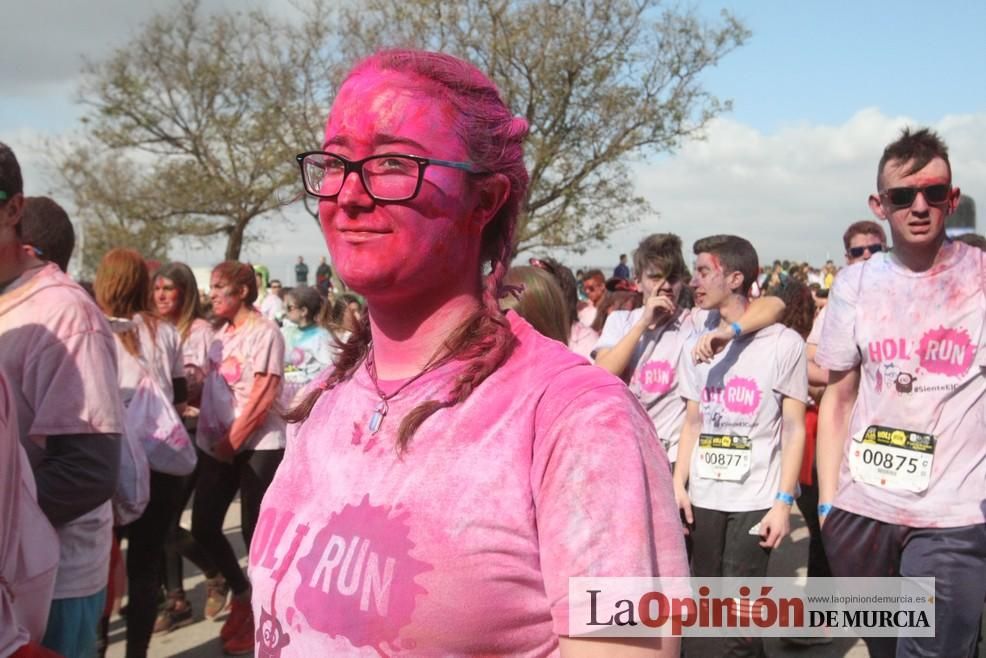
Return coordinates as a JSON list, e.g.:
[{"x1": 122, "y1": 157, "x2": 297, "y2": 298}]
[
  {"x1": 679, "y1": 321, "x2": 808, "y2": 512},
  {"x1": 250, "y1": 313, "x2": 688, "y2": 656},
  {"x1": 567, "y1": 321, "x2": 598, "y2": 361},
  {"x1": 816, "y1": 243, "x2": 986, "y2": 527},
  {"x1": 0, "y1": 264, "x2": 123, "y2": 599},
  {"x1": 594, "y1": 308, "x2": 713, "y2": 462},
  {"x1": 198, "y1": 312, "x2": 286, "y2": 453},
  {"x1": 0, "y1": 370, "x2": 58, "y2": 653}
]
